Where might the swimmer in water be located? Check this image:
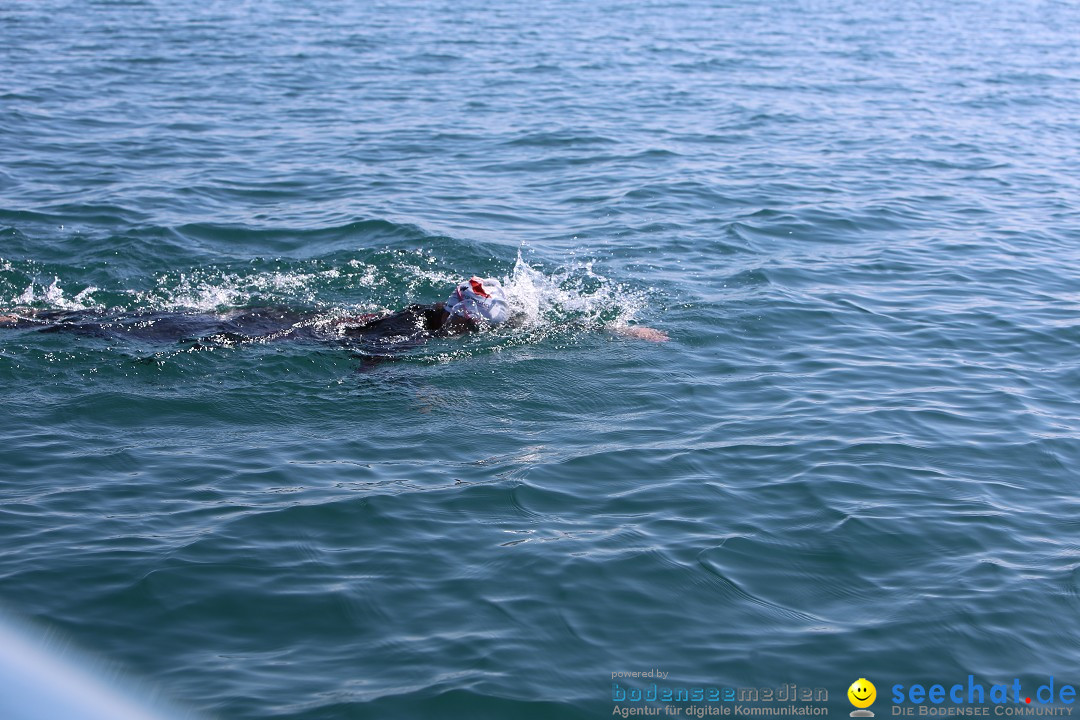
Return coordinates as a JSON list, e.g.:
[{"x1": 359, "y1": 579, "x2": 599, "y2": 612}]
[
  {"x1": 0, "y1": 275, "x2": 668, "y2": 350},
  {"x1": 338, "y1": 276, "x2": 513, "y2": 341}
]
